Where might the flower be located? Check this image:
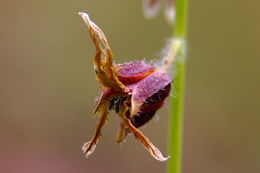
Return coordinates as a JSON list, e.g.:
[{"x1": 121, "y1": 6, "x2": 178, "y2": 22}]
[
  {"x1": 78, "y1": 12, "x2": 178, "y2": 161},
  {"x1": 143, "y1": 0, "x2": 175, "y2": 23}
]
